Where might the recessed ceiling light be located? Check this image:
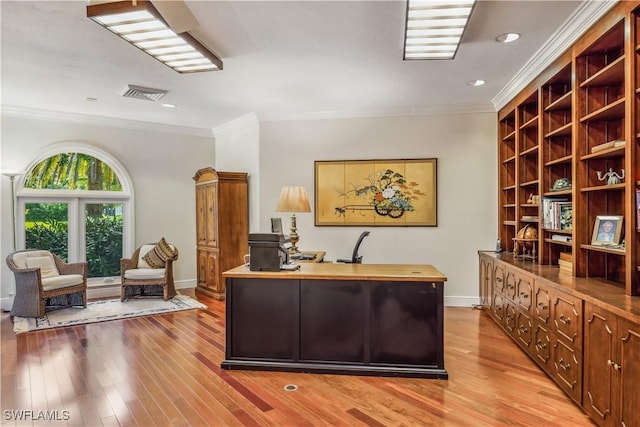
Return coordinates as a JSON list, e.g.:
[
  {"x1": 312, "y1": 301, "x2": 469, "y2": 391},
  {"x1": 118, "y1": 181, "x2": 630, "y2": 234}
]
[
  {"x1": 496, "y1": 33, "x2": 520, "y2": 43},
  {"x1": 86, "y1": 97, "x2": 98, "y2": 102},
  {"x1": 162, "y1": 103, "x2": 177, "y2": 108},
  {"x1": 468, "y1": 79, "x2": 486, "y2": 87}
]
